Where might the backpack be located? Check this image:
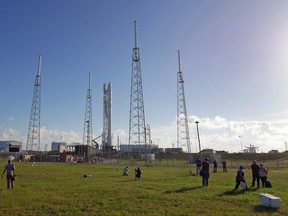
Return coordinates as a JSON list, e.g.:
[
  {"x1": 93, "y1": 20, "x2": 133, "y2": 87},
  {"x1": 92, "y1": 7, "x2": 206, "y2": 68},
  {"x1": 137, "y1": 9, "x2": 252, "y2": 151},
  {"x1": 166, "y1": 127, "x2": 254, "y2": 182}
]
[{"x1": 265, "y1": 180, "x2": 272, "y2": 188}]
